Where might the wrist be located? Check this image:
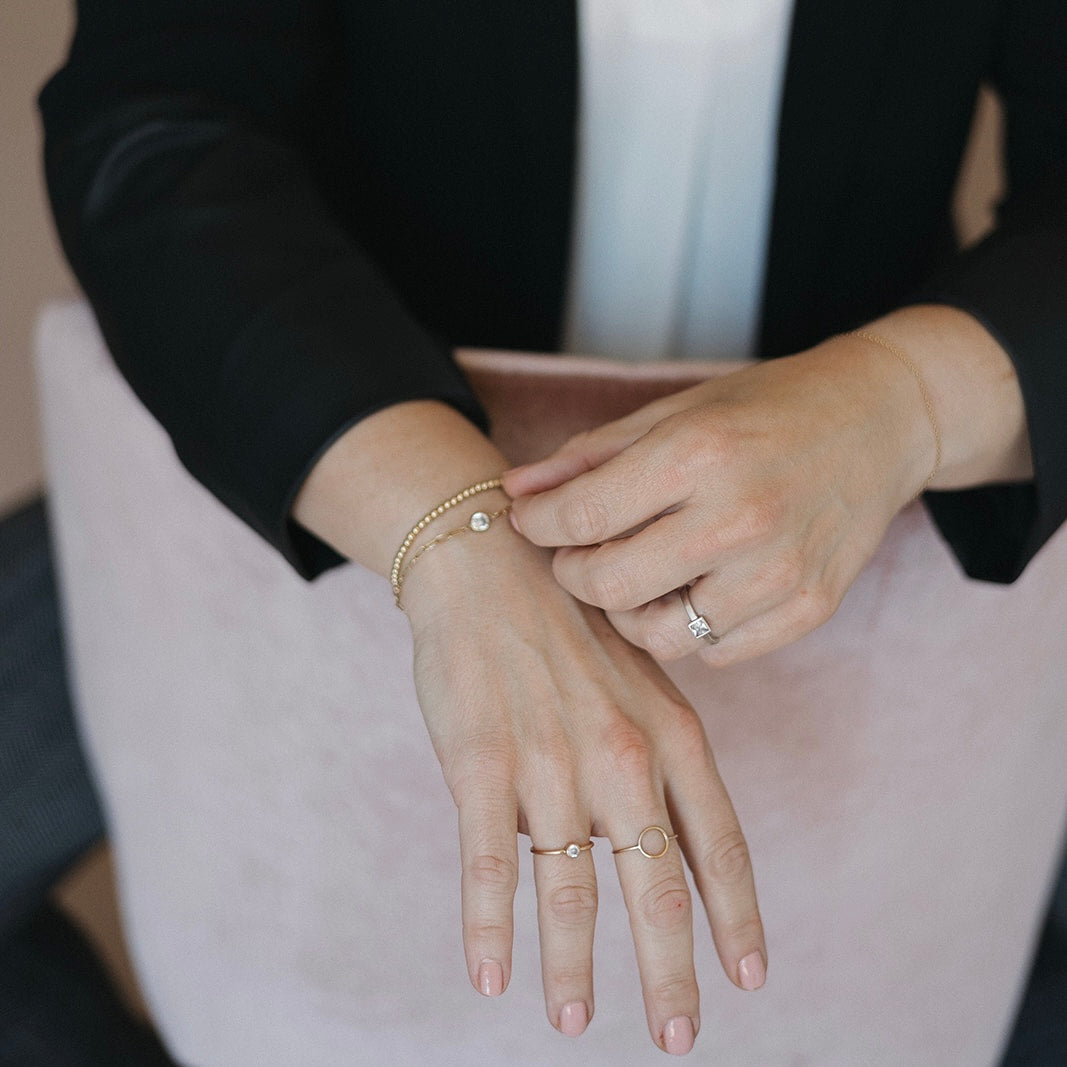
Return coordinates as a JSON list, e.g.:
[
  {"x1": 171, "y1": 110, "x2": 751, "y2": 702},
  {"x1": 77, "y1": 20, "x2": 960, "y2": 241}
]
[
  {"x1": 291, "y1": 399, "x2": 511, "y2": 575},
  {"x1": 796, "y1": 335, "x2": 939, "y2": 514},
  {"x1": 391, "y1": 482, "x2": 514, "y2": 610},
  {"x1": 858, "y1": 305, "x2": 1032, "y2": 489},
  {"x1": 402, "y1": 516, "x2": 556, "y2": 636}
]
